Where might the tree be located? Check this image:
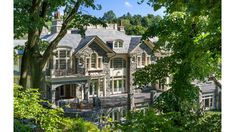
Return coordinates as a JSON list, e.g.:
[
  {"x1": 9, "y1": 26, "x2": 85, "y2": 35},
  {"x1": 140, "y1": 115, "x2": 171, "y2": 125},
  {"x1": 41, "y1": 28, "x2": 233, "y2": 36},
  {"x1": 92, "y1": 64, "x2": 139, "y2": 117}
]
[
  {"x1": 14, "y1": 0, "x2": 106, "y2": 89},
  {"x1": 134, "y1": 0, "x2": 221, "y2": 112},
  {"x1": 14, "y1": 84, "x2": 100, "y2": 131},
  {"x1": 125, "y1": 25, "x2": 147, "y2": 35},
  {"x1": 101, "y1": 10, "x2": 117, "y2": 23}
]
